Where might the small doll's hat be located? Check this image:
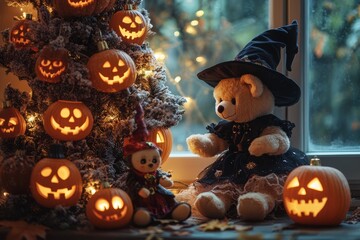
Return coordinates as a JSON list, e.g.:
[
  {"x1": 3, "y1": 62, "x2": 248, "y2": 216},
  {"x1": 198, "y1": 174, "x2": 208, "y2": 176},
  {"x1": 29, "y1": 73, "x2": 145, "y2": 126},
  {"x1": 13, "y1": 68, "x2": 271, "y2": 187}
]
[
  {"x1": 197, "y1": 20, "x2": 300, "y2": 107},
  {"x1": 123, "y1": 104, "x2": 161, "y2": 157}
]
